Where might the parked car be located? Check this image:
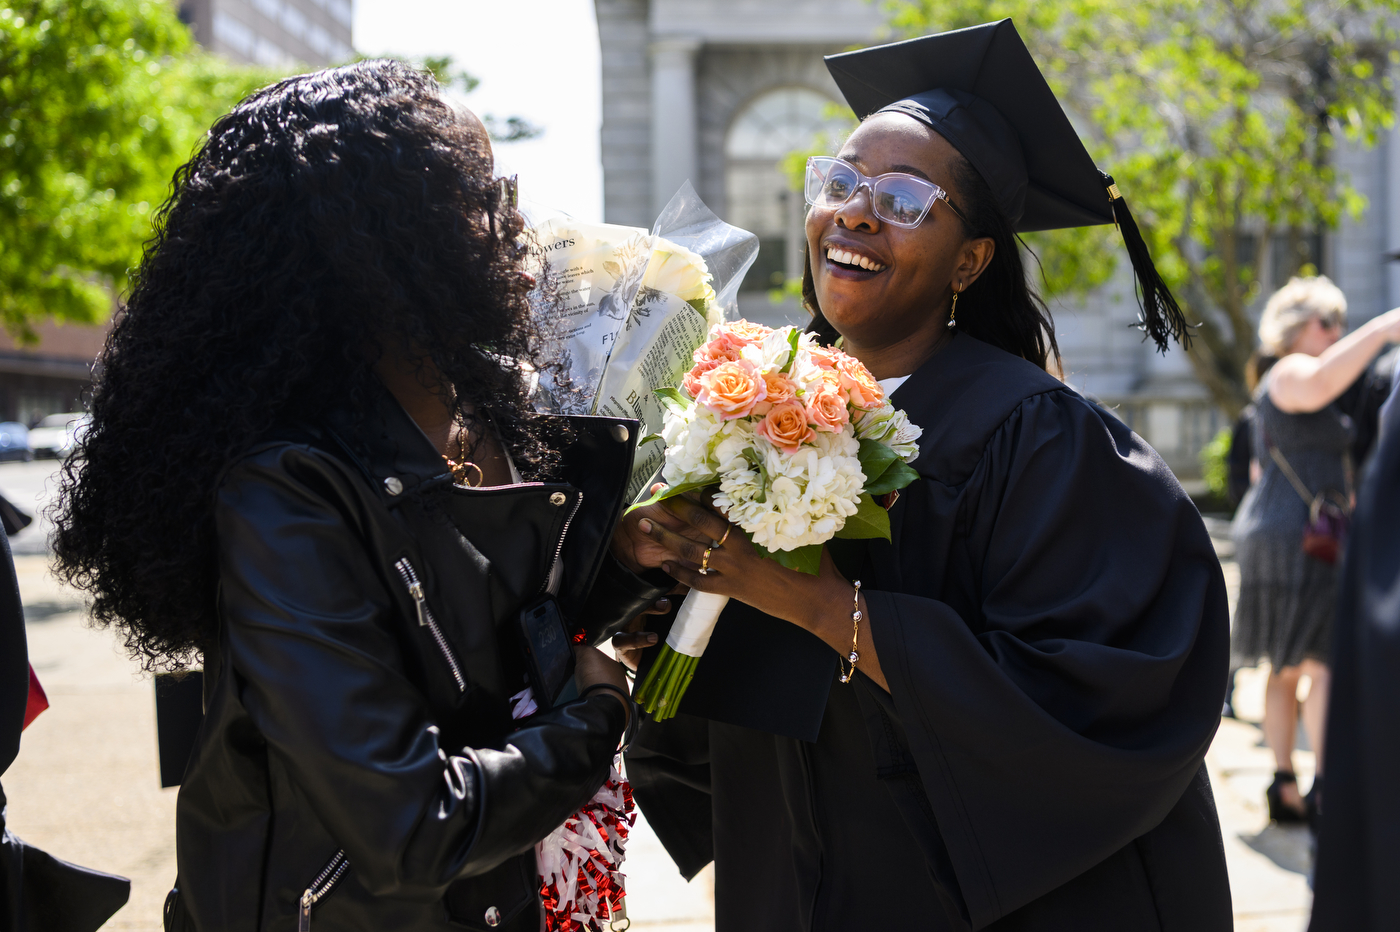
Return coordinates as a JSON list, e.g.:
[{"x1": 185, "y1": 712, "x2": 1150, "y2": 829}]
[
  {"x1": 28, "y1": 412, "x2": 89, "y2": 459},
  {"x1": 0, "y1": 422, "x2": 31, "y2": 462}
]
